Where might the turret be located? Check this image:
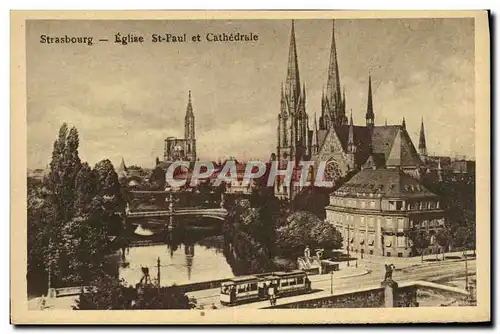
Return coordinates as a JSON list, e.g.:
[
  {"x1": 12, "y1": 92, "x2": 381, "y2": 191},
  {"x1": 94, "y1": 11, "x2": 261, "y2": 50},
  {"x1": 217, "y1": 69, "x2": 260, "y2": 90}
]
[
  {"x1": 419, "y1": 117, "x2": 427, "y2": 157},
  {"x1": 366, "y1": 73, "x2": 375, "y2": 128},
  {"x1": 348, "y1": 111, "x2": 356, "y2": 153}
]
